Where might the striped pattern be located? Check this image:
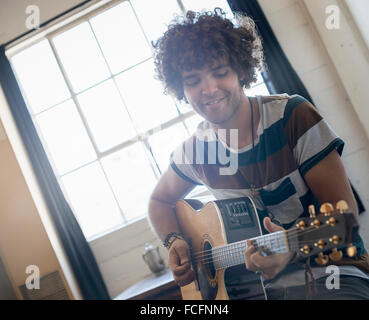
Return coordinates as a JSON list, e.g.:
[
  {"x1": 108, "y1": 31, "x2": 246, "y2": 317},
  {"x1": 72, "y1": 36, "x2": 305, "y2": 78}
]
[{"x1": 170, "y1": 94, "x2": 344, "y2": 226}]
